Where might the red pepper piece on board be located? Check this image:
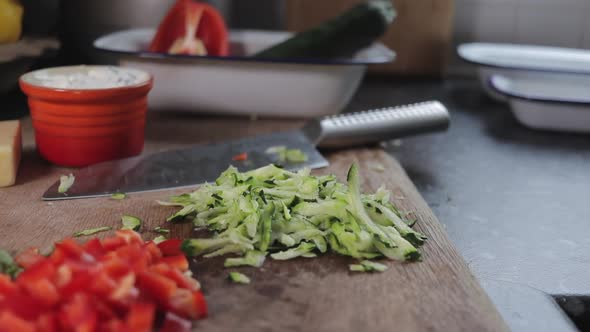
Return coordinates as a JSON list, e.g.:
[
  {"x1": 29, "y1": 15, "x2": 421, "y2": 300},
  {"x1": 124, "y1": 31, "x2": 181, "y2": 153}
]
[
  {"x1": 160, "y1": 255, "x2": 189, "y2": 272},
  {"x1": 157, "y1": 239, "x2": 184, "y2": 257},
  {"x1": 36, "y1": 313, "x2": 58, "y2": 332},
  {"x1": 21, "y1": 277, "x2": 60, "y2": 308},
  {"x1": 15, "y1": 247, "x2": 44, "y2": 269},
  {"x1": 0, "y1": 311, "x2": 36, "y2": 332},
  {"x1": 137, "y1": 271, "x2": 178, "y2": 305},
  {"x1": 58, "y1": 293, "x2": 98, "y2": 332},
  {"x1": 149, "y1": 0, "x2": 229, "y2": 56},
  {"x1": 125, "y1": 302, "x2": 156, "y2": 332},
  {"x1": 84, "y1": 238, "x2": 106, "y2": 258},
  {"x1": 1, "y1": 231, "x2": 207, "y2": 331},
  {"x1": 232, "y1": 152, "x2": 248, "y2": 161},
  {"x1": 150, "y1": 264, "x2": 200, "y2": 291},
  {"x1": 161, "y1": 312, "x2": 192, "y2": 332},
  {"x1": 0, "y1": 274, "x2": 17, "y2": 295}
]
